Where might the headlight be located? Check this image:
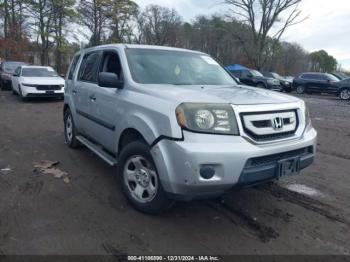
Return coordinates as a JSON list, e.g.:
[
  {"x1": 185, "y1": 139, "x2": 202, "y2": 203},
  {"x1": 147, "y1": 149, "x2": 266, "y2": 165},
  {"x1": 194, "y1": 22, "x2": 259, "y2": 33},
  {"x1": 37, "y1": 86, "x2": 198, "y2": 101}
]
[
  {"x1": 304, "y1": 104, "x2": 311, "y2": 127},
  {"x1": 176, "y1": 103, "x2": 239, "y2": 135},
  {"x1": 22, "y1": 83, "x2": 37, "y2": 87}
]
